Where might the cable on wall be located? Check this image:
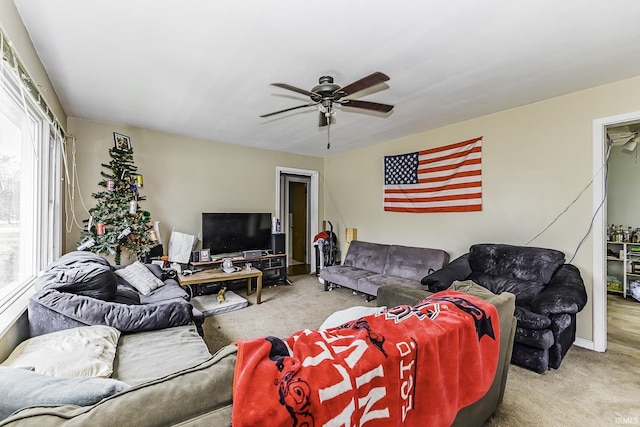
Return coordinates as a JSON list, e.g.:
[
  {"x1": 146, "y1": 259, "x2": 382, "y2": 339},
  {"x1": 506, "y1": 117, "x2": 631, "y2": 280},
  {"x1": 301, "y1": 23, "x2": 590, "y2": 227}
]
[
  {"x1": 567, "y1": 143, "x2": 611, "y2": 264},
  {"x1": 61, "y1": 135, "x2": 91, "y2": 233},
  {"x1": 524, "y1": 141, "x2": 612, "y2": 263}
]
